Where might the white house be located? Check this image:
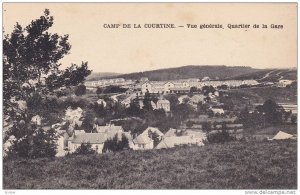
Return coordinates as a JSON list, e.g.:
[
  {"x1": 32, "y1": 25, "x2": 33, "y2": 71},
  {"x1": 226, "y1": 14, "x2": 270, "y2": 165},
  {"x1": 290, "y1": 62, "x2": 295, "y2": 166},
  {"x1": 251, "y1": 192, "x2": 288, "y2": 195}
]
[
  {"x1": 210, "y1": 108, "x2": 225, "y2": 114},
  {"x1": 67, "y1": 133, "x2": 108, "y2": 154},
  {"x1": 60, "y1": 128, "x2": 134, "y2": 155},
  {"x1": 132, "y1": 134, "x2": 154, "y2": 150},
  {"x1": 132, "y1": 127, "x2": 164, "y2": 150},
  {"x1": 278, "y1": 80, "x2": 294, "y2": 87},
  {"x1": 31, "y1": 115, "x2": 42, "y2": 126}
]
